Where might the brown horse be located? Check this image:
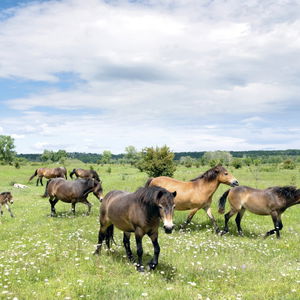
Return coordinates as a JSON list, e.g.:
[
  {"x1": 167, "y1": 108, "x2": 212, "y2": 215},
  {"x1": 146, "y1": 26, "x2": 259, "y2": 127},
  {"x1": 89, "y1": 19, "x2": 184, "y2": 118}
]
[
  {"x1": 218, "y1": 185, "x2": 300, "y2": 238},
  {"x1": 44, "y1": 178, "x2": 103, "y2": 216},
  {"x1": 146, "y1": 165, "x2": 239, "y2": 233},
  {"x1": 29, "y1": 167, "x2": 67, "y2": 186},
  {"x1": 69, "y1": 168, "x2": 100, "y2": 182},
  {"x1": 0, "y1": 192, "x2": 14, "y2": 218},
  {"x1": 94, "y1": 186, "x2": 176, "y2": 272}
]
